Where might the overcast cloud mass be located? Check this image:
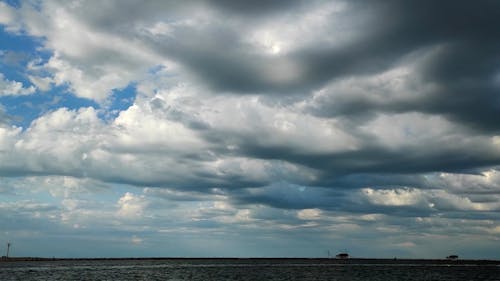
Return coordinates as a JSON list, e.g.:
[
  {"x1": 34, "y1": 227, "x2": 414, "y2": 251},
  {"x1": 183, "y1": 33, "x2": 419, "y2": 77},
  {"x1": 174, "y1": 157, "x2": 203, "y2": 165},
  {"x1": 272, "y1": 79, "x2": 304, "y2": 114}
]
[{"x1": 1, "y1": 0, "x2": 500, "y2": 259}]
